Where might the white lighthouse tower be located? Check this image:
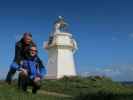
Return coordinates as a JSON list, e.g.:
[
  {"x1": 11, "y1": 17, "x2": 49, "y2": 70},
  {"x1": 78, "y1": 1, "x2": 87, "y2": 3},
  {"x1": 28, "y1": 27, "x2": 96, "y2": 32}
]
[{"x1": 44, "y1": 16, "x2": 78, "y2": 79}]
